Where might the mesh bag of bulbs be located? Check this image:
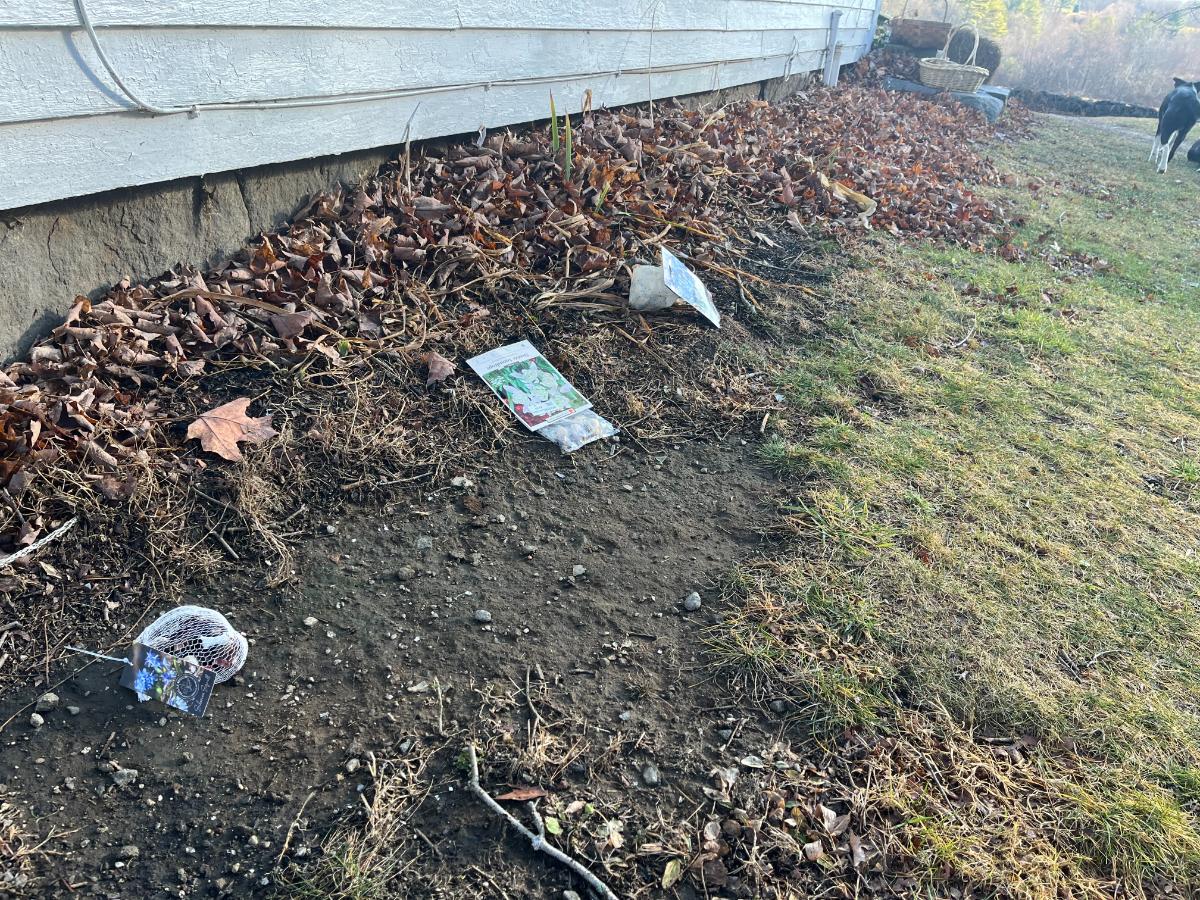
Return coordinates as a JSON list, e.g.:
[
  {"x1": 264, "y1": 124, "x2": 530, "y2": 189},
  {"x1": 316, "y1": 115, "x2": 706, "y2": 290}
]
[{"x1": 134, "y1": 605, "x2": 247, "y2": 697}]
